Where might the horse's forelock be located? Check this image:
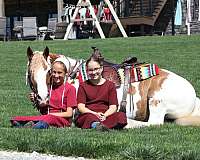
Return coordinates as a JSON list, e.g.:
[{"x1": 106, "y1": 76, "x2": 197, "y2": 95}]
[
  {"x1": 34, "y1": 51, "x2": 43, "y2": 54},
  {"x1": 29, "y1": 53, "x2": 50, "y2": 75}
]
